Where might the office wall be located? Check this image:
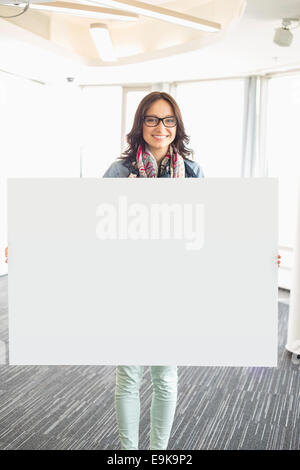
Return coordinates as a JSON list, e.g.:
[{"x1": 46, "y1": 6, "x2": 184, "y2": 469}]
[{"x1": 0, "y1": 72, "x2": 81, "y2": 275}]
